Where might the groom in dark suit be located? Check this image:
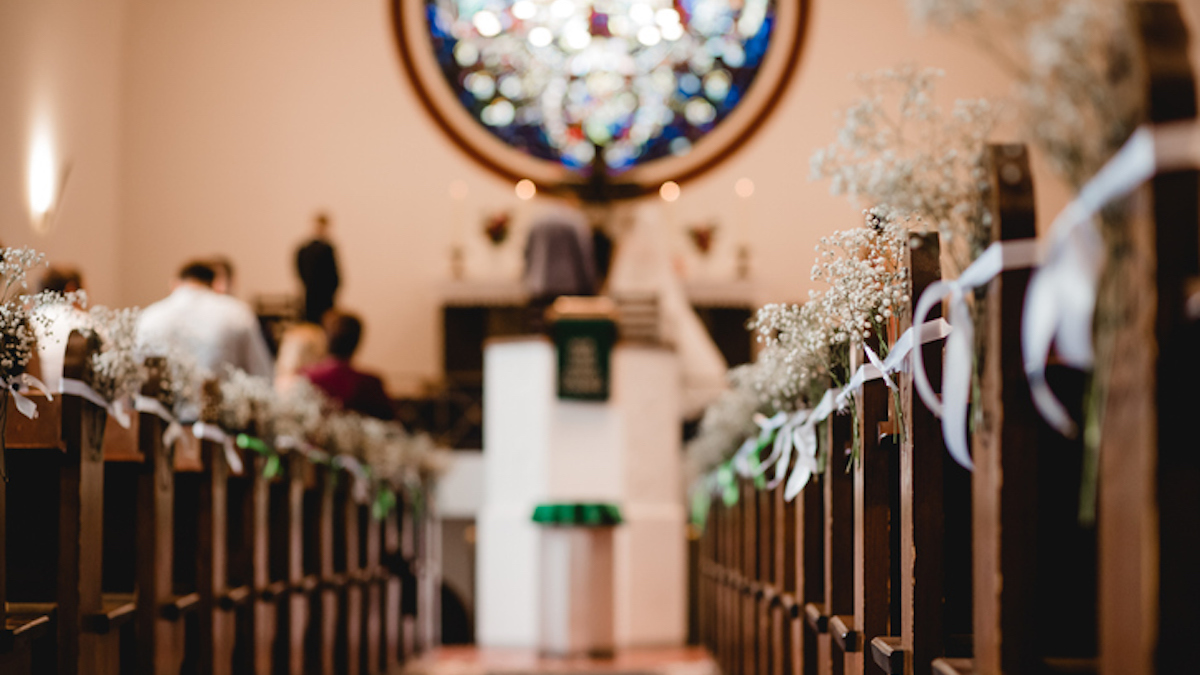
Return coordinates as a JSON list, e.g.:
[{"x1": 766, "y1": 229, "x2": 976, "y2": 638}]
[{"x1": 296, "y1": 212, "x2": 341, "y2": 324}]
